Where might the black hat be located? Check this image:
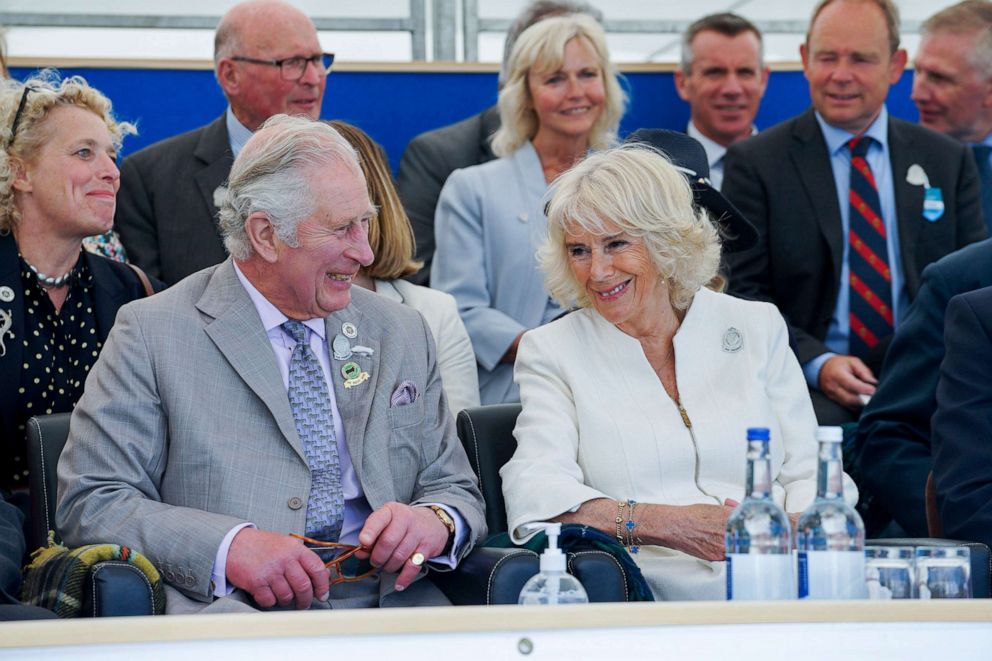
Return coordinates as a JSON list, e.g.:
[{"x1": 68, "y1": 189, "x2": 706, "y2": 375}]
[{"x1": 624, "y1": 128, "x2": 757, "y2": 253}]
